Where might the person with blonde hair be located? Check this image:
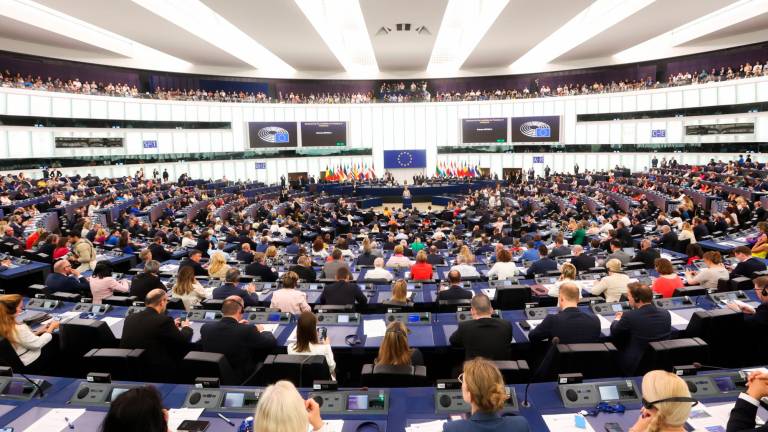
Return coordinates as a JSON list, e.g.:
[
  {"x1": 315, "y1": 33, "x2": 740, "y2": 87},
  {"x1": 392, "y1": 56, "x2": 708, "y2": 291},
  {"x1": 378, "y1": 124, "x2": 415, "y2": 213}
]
[
  {"x1": 0, "y1": 294, "x2": 59, "y2": 368},
  {"x1": 386, "y1": 245, "x2": 412, "y2": 268},
  {"x1": 627, "y1": 370, "x2": 696, "y2": 432},
  {"x1": 383, "y1": 279, "x2": 413, "y2": 307},
  {"x1": 677, "y1": 222, "x2": 696, "y2": 244},
  {"x1": 171, "y1": 266, "x2": 208, "y2": 311},
  {"x1": 207, "y1": 251, "x2": 230, "y2": 279},
  {"x1": 547, "y1": 262, "x2": 580, "y2": 298},
  {"x1": 375, "y1": 321, "x2": 423, "y2": 366},
  {"x1": 270, "y1": 271, "x2": 310, "y2": 315},
  {"x1": 590, "y1": 258, "x2": 630, "y2": 302},
  {"x1": 264, "y1": 245, "x2": 279, "y2": 266},
  {"x1": 458, "y1": 245, "x2": 476, "y2": 264},
  {"x1": 254, "y1": 380, "x2": 324, "y2": 432},
  {"x1": 443, "y1": 358, "x2": 530, "y2": 432}
]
